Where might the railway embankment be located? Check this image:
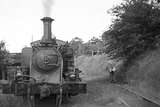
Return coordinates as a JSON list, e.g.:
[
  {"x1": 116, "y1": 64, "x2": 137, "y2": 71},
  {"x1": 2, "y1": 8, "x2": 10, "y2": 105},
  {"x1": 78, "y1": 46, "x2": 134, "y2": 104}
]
[
  {"x1": 126, "y1": 49, "x2": 160, "y2": 104},
  {"x1": 75, "y1": 52, "x2": 160, "y2": 104},
  {"x1": 75, "y1": 55, "x2": 110, "y2": 81},
  {"x1": 120, "y1": 84, "x2": 160, "y2": 106}
]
